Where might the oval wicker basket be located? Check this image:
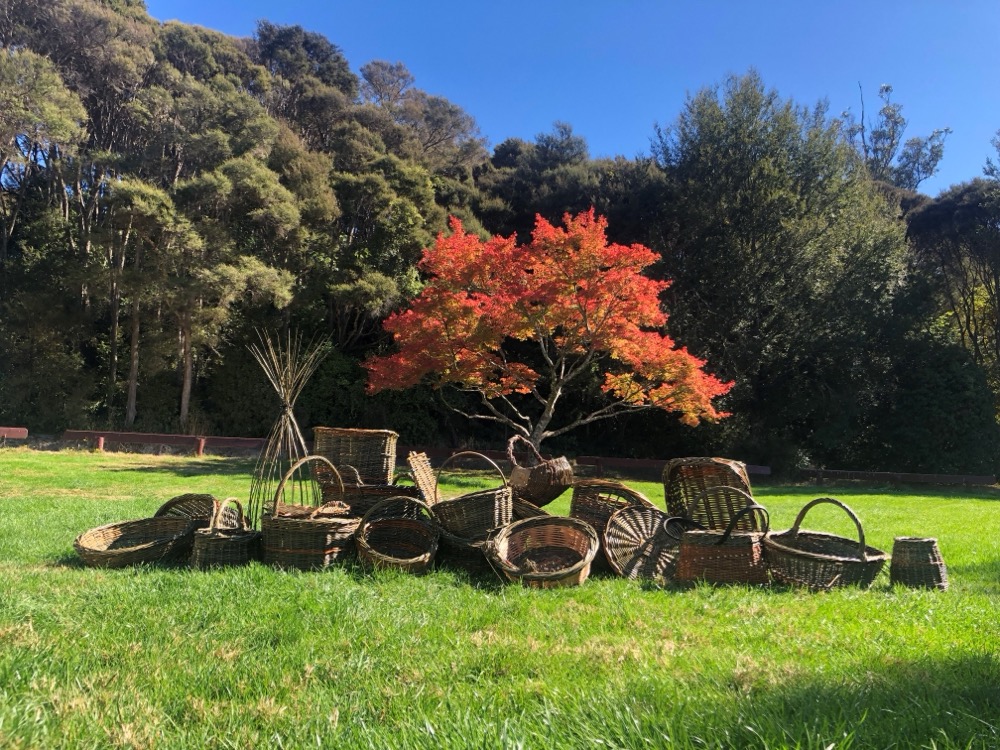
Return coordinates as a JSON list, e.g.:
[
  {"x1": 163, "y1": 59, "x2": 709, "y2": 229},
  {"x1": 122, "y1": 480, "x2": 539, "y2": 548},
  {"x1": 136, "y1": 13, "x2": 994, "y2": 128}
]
[
  {"x1": 763, "y1": 497, "x2": 889, "y2": 589},
  {"x1": 190, "y1": 498, "x2": 261, "y2": 569},
  {"x1": 488, "y1": 516, "x2": 599, "y2": 588},
  {"x1": 74, "y1": 516, "x2": 196, "y2": 568},
  {"x1": 570, "y1": 479, "x2": 654, "y2": 573},
  {"x1": 432, "y1": 452, "x2": 512, "y2": 539},
  {"x1": 506, "y1": 436, "x2": 574, "y2": 507},
  {"x1": 356, "y1": 496, "x2": 440, "y2": 574},
  {"x1": 333, "y1": 464, "x2": 422, "y2": 517},
  {"x1": 603, "y1": 506, "x2": 700, "y2": 582},
  {"x1": 675, "y1": 499, "x2": 770, "y2": 585}
]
